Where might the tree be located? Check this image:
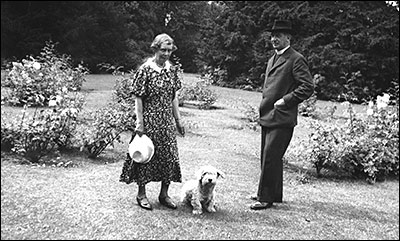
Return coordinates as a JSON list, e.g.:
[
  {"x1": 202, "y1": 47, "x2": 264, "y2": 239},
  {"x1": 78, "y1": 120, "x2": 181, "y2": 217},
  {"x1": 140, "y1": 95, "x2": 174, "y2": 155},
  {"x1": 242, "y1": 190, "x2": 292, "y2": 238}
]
[{"x1": 199, "y1": 1, "x2": 399, "y2": 102}]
